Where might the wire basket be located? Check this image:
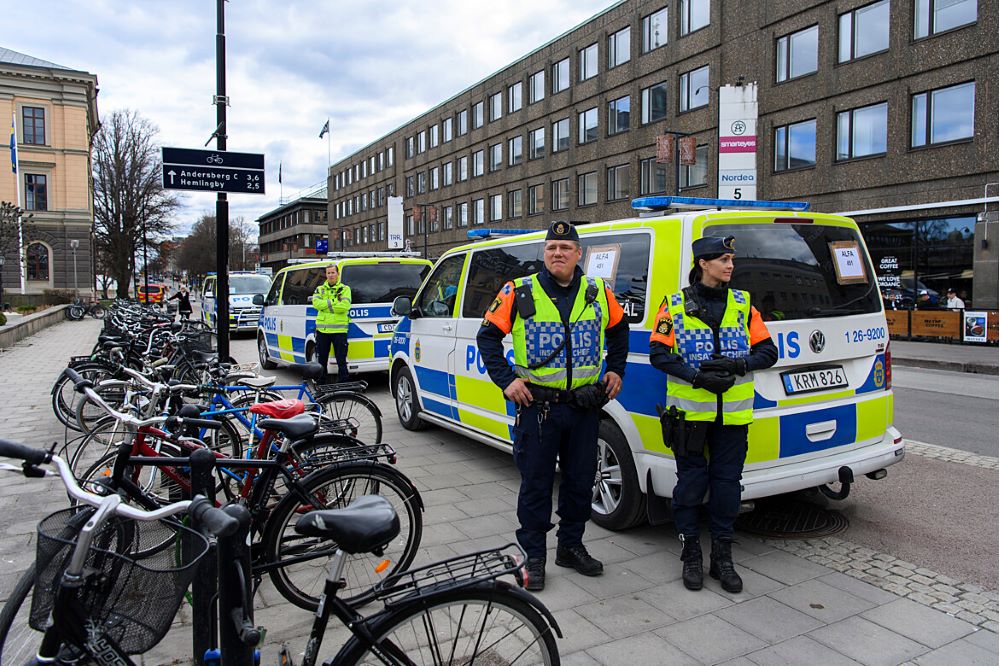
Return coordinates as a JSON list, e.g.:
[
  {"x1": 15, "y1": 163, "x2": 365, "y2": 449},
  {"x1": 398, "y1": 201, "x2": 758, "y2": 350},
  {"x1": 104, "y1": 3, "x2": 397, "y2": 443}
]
[
  {"x1": 31, "y1": 507, "x2": 209, "y2": 654},
  {"x1": 181, "y1": 330, "x2": 217, "y2": 354}
]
